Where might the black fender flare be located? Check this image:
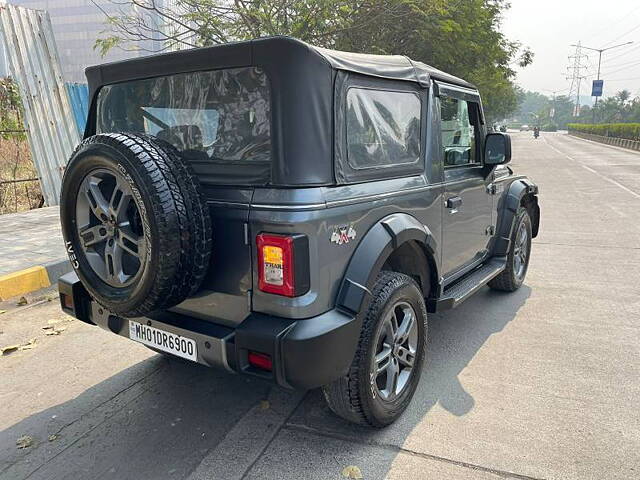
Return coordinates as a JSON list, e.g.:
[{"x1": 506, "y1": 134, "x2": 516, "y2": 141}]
[
  {"x1": 336, "y1": 213, "x2": 438, "y2": 315},
  {"x1": 494, "y1": 179, "x2": 539, "y2": 256}
]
